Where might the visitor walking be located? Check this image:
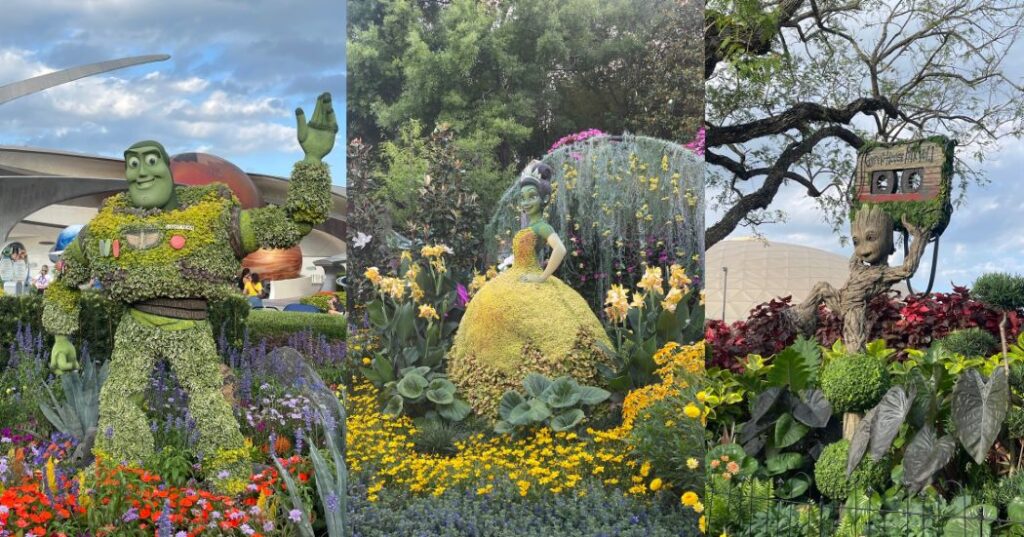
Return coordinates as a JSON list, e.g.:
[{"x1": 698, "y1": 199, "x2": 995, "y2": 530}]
[{"x1": 33, "y1": 265, "x2": 50, "y2": 293}]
